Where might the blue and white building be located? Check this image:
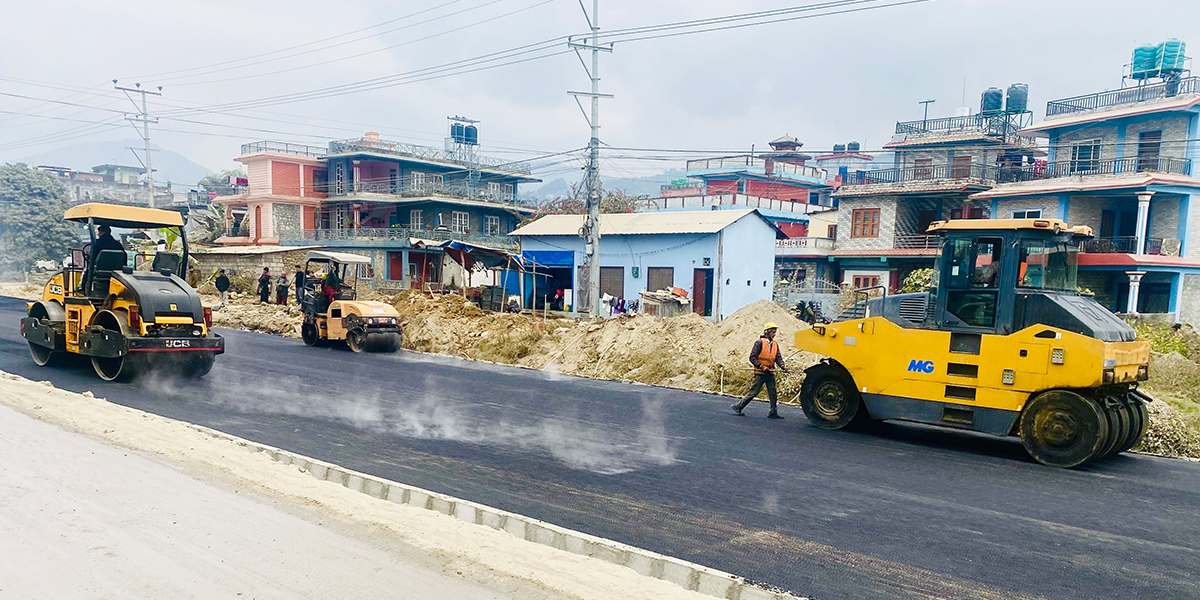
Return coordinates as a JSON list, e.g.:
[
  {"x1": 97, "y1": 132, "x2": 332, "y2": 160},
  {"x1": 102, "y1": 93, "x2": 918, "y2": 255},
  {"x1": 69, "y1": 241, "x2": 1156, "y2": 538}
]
[{"x1": 509, "y1": 209, "x2": 783, "y2": 320}]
